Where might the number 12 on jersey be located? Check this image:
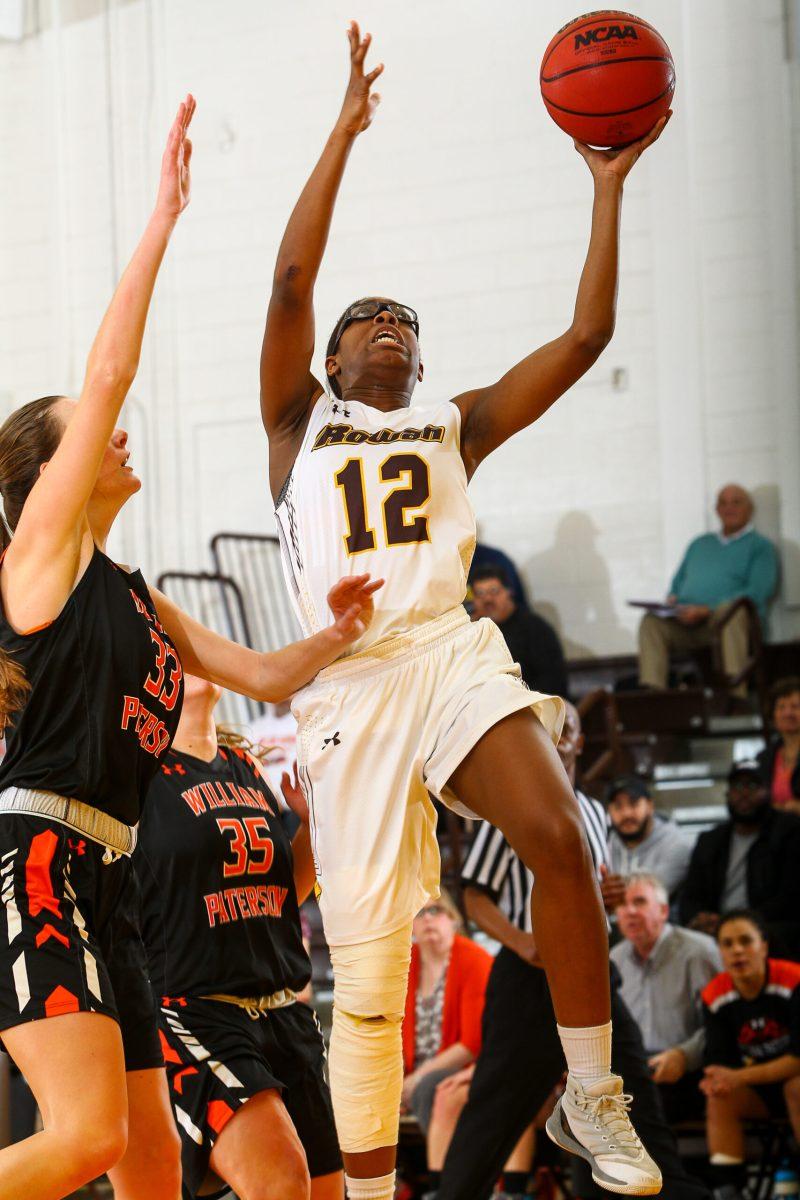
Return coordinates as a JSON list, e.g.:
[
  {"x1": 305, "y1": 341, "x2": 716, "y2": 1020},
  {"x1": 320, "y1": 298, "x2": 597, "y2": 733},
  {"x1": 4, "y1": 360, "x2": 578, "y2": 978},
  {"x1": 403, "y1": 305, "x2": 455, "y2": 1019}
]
[{"x1": 334, "y1": 453, "x2": 431, "y2": 556}]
